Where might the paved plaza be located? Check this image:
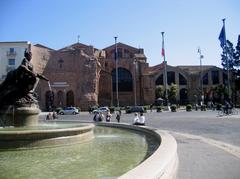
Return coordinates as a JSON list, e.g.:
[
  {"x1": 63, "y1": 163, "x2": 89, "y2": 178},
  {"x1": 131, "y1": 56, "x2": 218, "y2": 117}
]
[{"x1": 40, "y1": 110, "x2": 240, "y2": 179}]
